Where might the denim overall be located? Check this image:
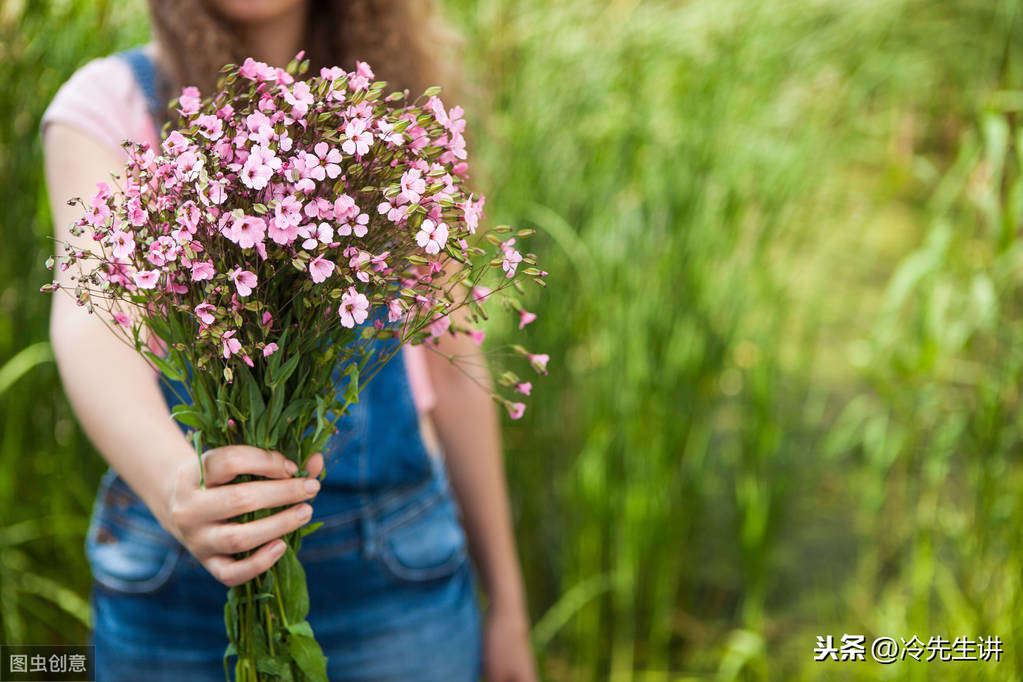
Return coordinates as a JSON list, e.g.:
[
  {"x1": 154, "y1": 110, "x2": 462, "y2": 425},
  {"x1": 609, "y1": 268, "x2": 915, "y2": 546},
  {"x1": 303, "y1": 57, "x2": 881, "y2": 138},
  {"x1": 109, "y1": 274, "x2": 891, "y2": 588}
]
[{"x1": 83, "y1": 47, "x2": 482, "y2": 681}]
